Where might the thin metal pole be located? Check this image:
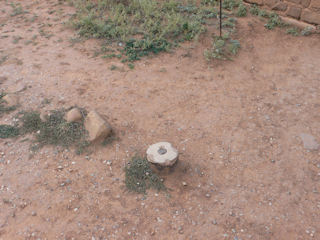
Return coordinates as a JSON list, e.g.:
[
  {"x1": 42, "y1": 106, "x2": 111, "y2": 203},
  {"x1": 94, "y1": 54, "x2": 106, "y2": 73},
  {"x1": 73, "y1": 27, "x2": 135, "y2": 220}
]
[{"x1": 220, "y1": 0, "x2": 222, "y2": 37}]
